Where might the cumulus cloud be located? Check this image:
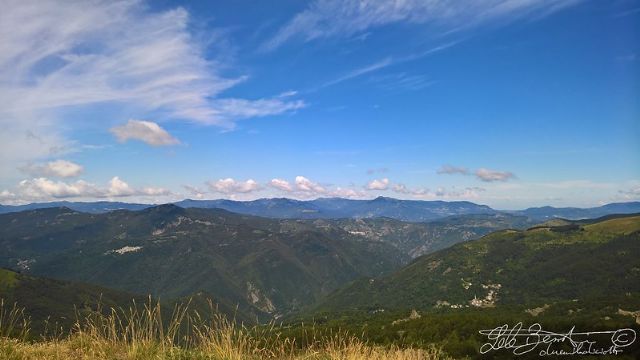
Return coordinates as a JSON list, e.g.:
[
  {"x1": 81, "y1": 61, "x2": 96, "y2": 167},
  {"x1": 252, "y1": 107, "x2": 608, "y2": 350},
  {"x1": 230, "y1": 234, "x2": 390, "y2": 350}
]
[
  {"x1": 0, "y1": 176, "x2": 171, "y2": 204},
  {"x1": 17, "y1": 178, "x2": 102, "y2": 199},
  {"x1": 110, "y1": 120, "x2": 180, "y2": 146},
  {"x1": 295, "y1": 176, "x2": 327, "y2": 194},
  {"x1": 107, "y1": 176, "x2": 136, "y2": 197},
  {"x1": 269, "y1": 178, "x2": 293, "y2": 192},
  {"x1": 262, "y1": 0, "x2": 583, "y2": 50},
  {"x1": 366, "y1": 178, "x2": 390, "y2": 190},
  {"x1": 19, "y1": 160, "x2": 83, "y2": 177},
  {"x1": 268, "y1": 176, "x2": 365, "y2": 198},
  {"x1": 437, "y1": 164, "x2": 469, "y2": 175},
  {"x1": 208, "y1": 178, "x2": 260, "y2": 194},
  {"x1": 475, "y1": 168, "x2": 515, "y2": 182},
  {"x1": 0, "y1": 190, "x2": 17, "y2": 202}
]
